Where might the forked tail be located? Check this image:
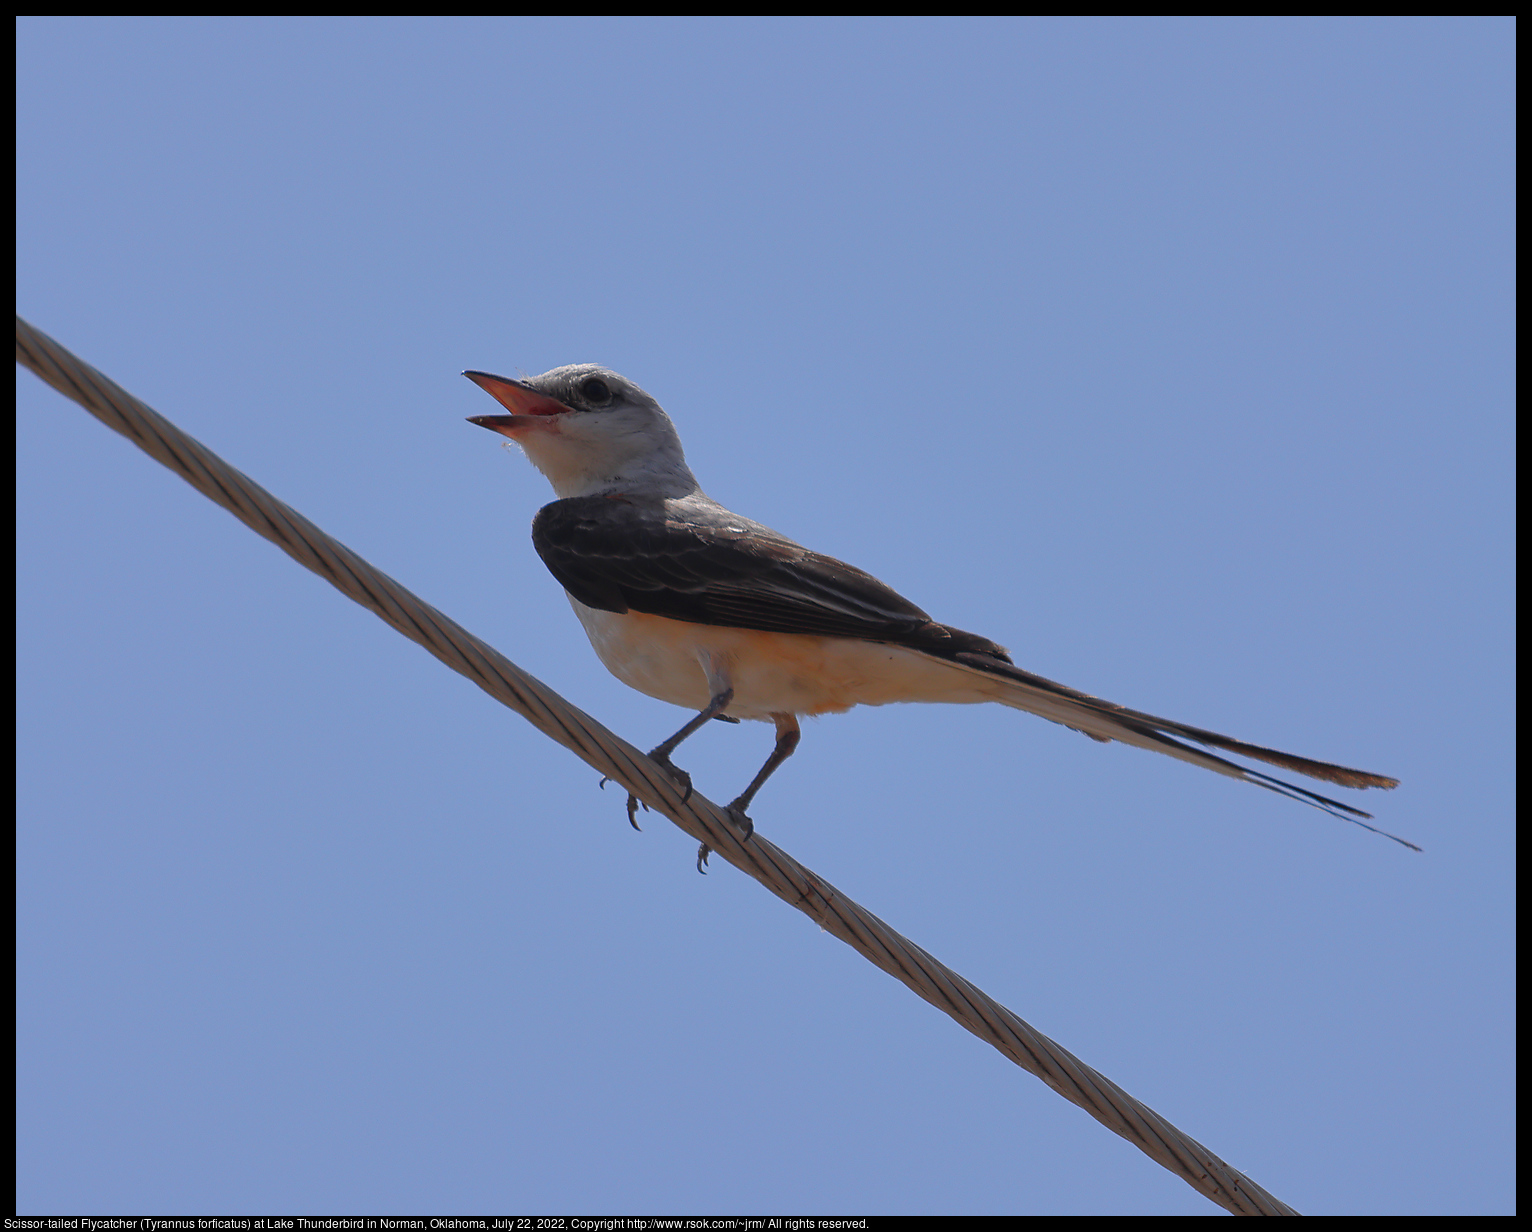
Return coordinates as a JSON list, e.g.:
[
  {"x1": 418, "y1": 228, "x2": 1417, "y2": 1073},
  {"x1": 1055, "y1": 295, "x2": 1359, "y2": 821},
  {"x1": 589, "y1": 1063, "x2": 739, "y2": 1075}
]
[{"x1": 939, "y1": 648, "x2": 1417, "y2": 851}]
